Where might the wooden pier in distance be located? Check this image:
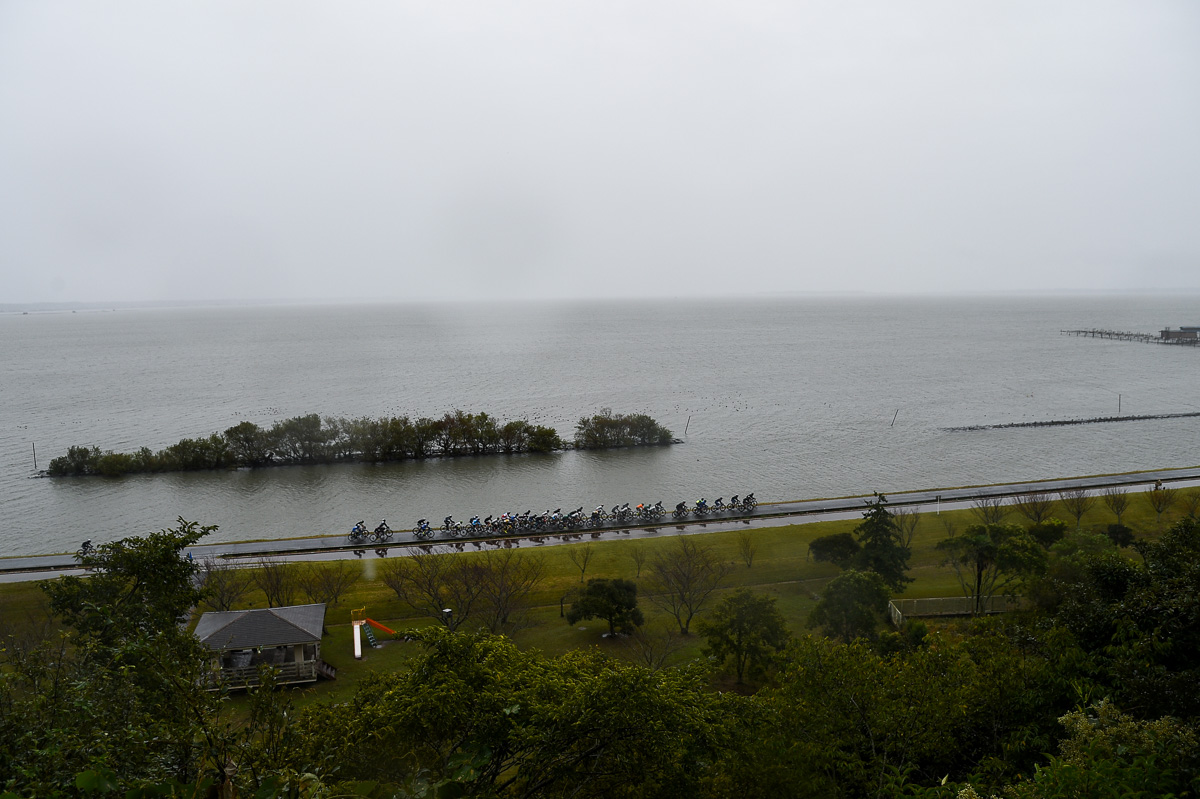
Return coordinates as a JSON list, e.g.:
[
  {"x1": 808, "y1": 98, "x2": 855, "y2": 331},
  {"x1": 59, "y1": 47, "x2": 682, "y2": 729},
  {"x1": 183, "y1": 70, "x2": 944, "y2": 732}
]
[{"x1": 1061, "y1": 328, "x2": 1199, "y2": 347}]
